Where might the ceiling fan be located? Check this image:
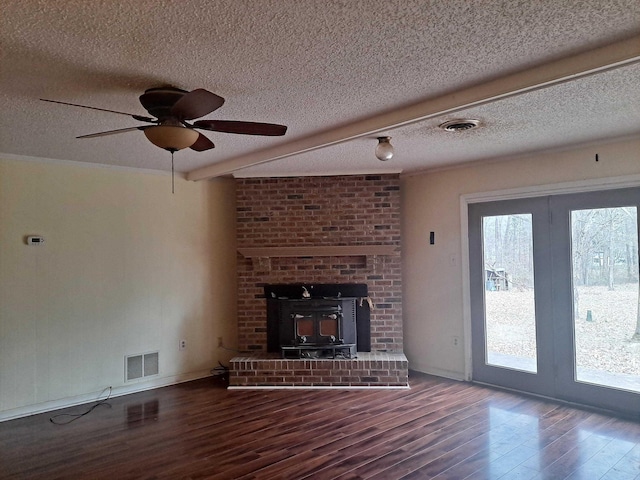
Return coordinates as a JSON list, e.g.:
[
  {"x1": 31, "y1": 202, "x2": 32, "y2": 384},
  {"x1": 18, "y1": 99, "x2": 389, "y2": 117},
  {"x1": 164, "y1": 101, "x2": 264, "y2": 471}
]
[{"x1": 41, "y1": 86, "x2": 288, "y2": 153}]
